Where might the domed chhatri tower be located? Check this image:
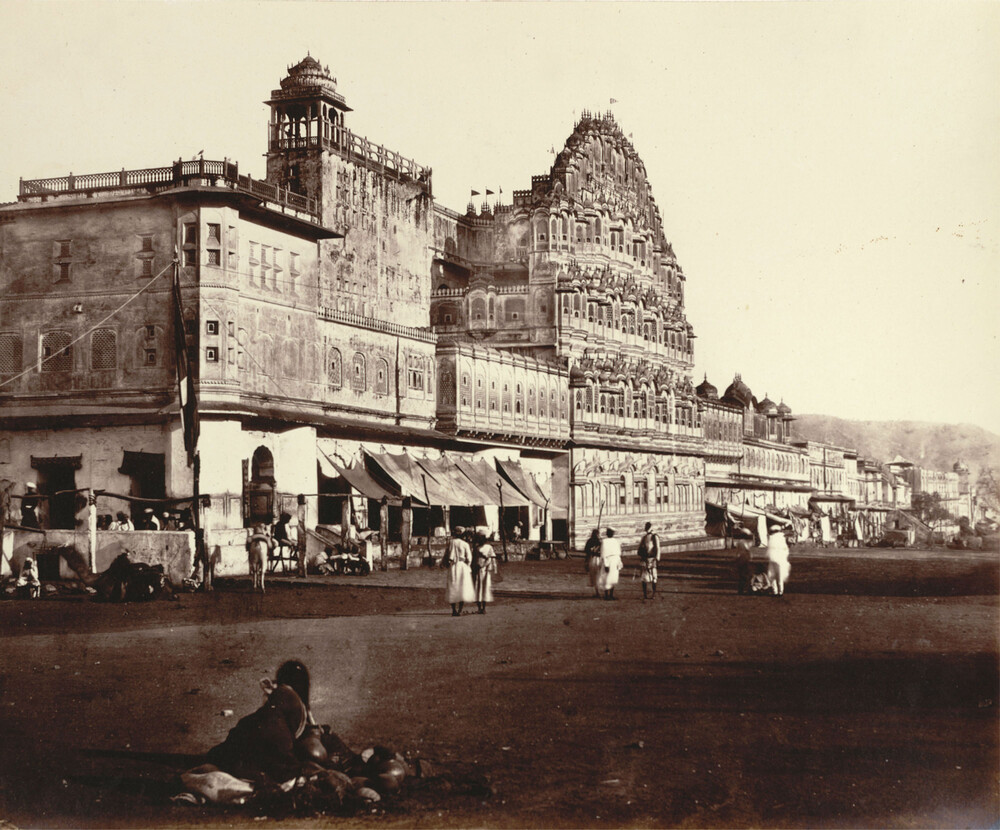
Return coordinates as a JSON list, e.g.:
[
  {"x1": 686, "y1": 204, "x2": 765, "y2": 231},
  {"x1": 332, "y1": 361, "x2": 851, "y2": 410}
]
[
  {"x1": 265, "y1": 56, "x2": 435, "y2": 329},
  {"x1": 696, "y1": 374, "x2": 718, "y2": 401}
]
